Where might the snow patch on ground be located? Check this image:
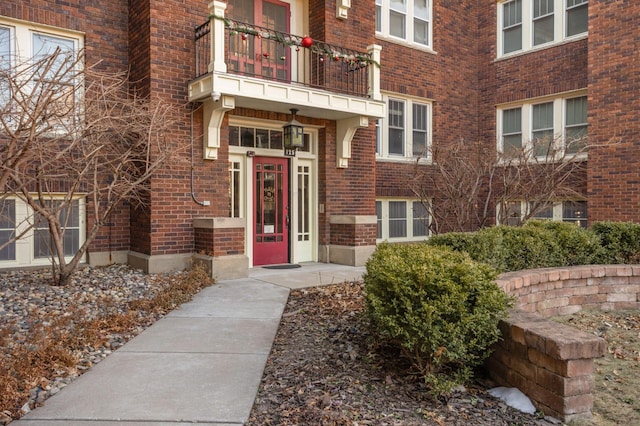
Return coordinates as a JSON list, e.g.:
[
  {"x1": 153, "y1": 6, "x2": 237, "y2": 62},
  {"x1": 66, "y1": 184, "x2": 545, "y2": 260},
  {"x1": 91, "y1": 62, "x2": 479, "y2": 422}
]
[{"x1": 488, "y1": 387, "x2": 536, "y2": 414}]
